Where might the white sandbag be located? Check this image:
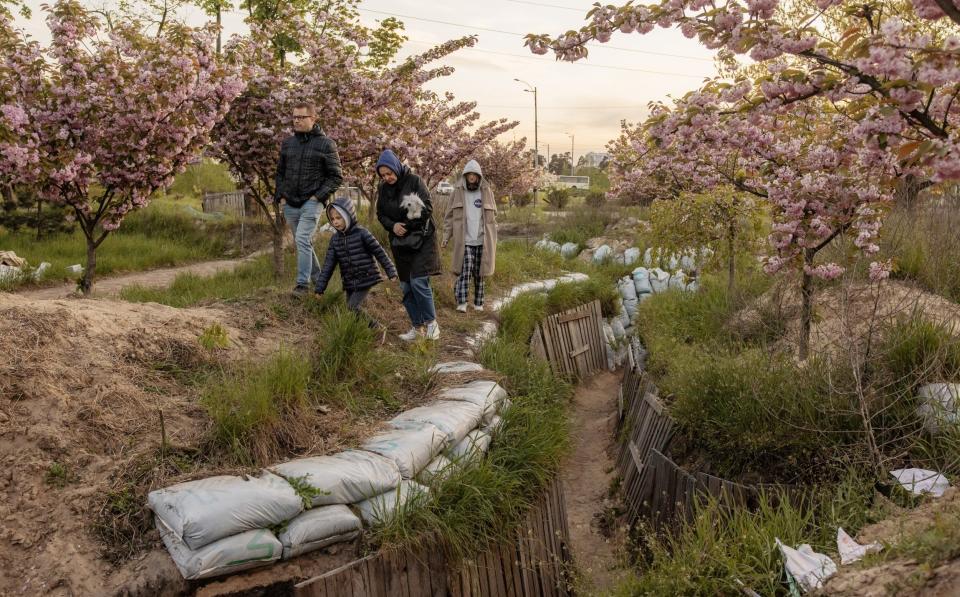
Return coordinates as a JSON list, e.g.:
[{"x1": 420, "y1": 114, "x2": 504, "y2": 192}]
[
  {"x1": 542, "y1": 278, "x2": 558, "y2": 291},
  {"x1": 356, "y1": 480, "x2": 429, "y2": 526},
  {"x1": 270, "y1": 450, "x2": 401, "y2": 507},
  {"x1": 685, "y1": 279, "x2": 700, "y2": 293},
  {"x1": 916, "y1": 383, "x2": 959, "y2": 433},
  {"x1": 560, "y1": 272, "x2": 589, "y2": 283},
  {"x1": 446, "y1": 429, "x2": 492, "y2": 463},
  {"x1": 618, "y1": 277, "x2": 638, "y2": 302},
  {"x1": 535, "y1": 238, "x2": 561, "y2": 253},
  {"x1": 158, "y1": 518, "x2": 281, "y2": 580},
  {"x1": 632, "y1": 267, "x2": 652, "y2": 295},
  {"x1": 499, "y1": 397, "x2": 513, "y2": 414},
  {"x1": 148, "y1": 472, "x2": 303, "y2": 551},
  {"x1": 438, "y1": 380, "x2": 508, "y2": 424},
  {"x1": 429, "y1": 361, "x2": 483, "y2": 374},
  {"x1": 605, "y1": 341, "x2": 616, "y2": 371},
  {"x1": 560, "y1": 242, "x2": 579, "y2": 258},
  {"x1": 775, "y1": 538, "x2": 837, "y2": 593},
  {"x1": 668, "y1": 253, "x2": 679, "y2": 270},
  {"x1": 391, "y1": 400, "x2": 484, "y2": 446},
  {"x1": 890, "y1": 468, "x2": 950, "y2": 497},
  {"x1": 836, "y1": 527, "x2": 881, "y2": 565},
  {"x1": 0, "y1": 264, "x2": 22, "y2": 282},
  {"x1": 278, "y1": 505, "x2": 361, "y2": 560},
  {"x1": 592, "y1": 245, "x2": 612, "y2": 263},
  {"x1": 642, "y1": 247, "x2": 653, "y2": 267},
  {"x1": 362, "y1": 421, "x2": 447, "y2": 479},
  {"x1": 611, "y1": 318, "x2": 626, "y2": 339},
  {"x1": 649, "y1": 268, "x2": 670, "y2": 293},
  {"x1": 680, "y1": 253, "x2": 696, "y2": 271},
  {"x1": 623, "y1": 247, "x2": 641, "y2": 265},
  {"x1": 417, "y1": 454, "x2": 455, "y2": 485},
  {"x1": 483, "y1": 414, "x2": 504, "y2": 436},
  {"x1": 623, "y1": 298, "x2": 639, "y2": 320},
  {"x1": 33, "y1": 262, "x2": 51, "y2": 280},
  {"x1": 669, "y1": 270, "x2": 687, "y2": 291}
]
